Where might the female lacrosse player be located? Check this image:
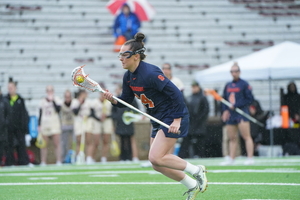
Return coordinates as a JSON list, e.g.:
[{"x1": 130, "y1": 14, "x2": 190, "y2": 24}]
[
  {"x1": 39, "y1": 85, "x2": 62, "y2": 166},
  {"x1": 103, "y1": 32, "x2": 207, "y2": 200}
]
